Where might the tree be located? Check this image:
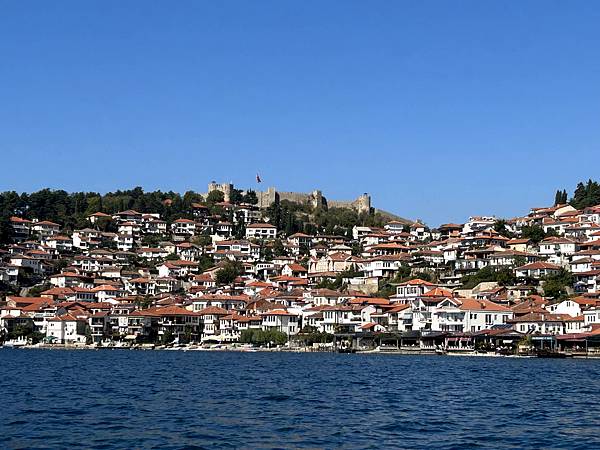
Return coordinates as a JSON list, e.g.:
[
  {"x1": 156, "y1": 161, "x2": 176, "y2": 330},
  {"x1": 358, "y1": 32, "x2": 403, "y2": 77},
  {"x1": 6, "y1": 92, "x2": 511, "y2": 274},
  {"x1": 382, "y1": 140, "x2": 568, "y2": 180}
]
[
  {"x1": 240, "y1": 329, "x2": 287, "y2": 346},
  {"x1": 272, "y1": 239, "x2": 288, "y2": 257},
  {"x1": 27, "y1": 283, "x2": 51, "y2": 297},
  {"x1": 142, "y1": 234, "x2": 162, "y2": 247},
  {"x1": 460, "y1": 266, "x2": 516, "y2": 289},
  {"x1": 351, "y1": 242, "x2": 363, "y2": 256},
  {"x1": 192, "y1": 232, "x2": 212, "y2": 247},
  {"x1": 197, "y1": 254, "x2": 215, "y2": 272},
  {"x1": 215, "y1": 260, "x2": 242, "y2": 285},
  {"x1": 570, "y1": 179, "x2": 600, "y2": 209},
  {"x1": 85, "y1": 325, "x2": 93, "y2": 345},
  {"x1": 229, "y1": 189, "x2": 244, "y2": 204},
  {"x1": 542, "y1": 269, "x2": 573, "y2": 300},
  {"x1": 0, "y1": 214, "x2": 13, "y2": 244},
  {"x1": 493, "y1": 219, "x2": 513, "y2": 238},
  {"x1": 376, "y1": 266, "x2": 412, "y2": 298},
  {"x1": 206, "y1": 190, "x2": 225, "y2": 205},
  {"x1": 521, "y1": 225, "x2": 547, "y2": 244},
  {"x1": 554, "y1": 189, "x2": 568, "y2": 206},
  {"x1": 161, "y1": 330, "x2": 174, "y2": 345},
  {"x1": 243, "y1": 190, "x2": 258, "y2": 205}
]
